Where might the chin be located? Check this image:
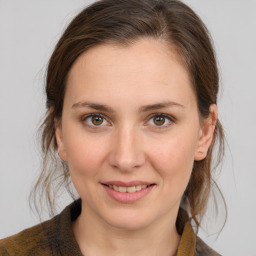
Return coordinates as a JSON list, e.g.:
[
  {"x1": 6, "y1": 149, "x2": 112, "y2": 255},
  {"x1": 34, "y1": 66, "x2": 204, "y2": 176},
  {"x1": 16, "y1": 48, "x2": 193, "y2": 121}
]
[{"x1": 102, "y1": 209, "x2": 157, "y2": 231}]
